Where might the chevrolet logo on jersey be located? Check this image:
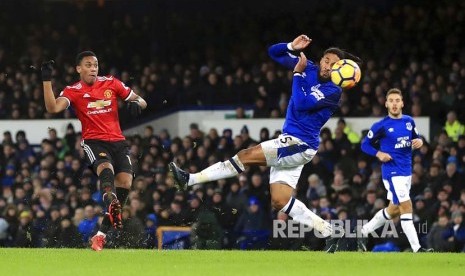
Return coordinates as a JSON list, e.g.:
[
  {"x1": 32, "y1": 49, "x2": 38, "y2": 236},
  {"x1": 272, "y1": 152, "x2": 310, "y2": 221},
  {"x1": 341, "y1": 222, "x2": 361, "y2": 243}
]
[
  {"x1": 87, "y1": 100, "x2": 111, "y2": 109},
  {"x1": 395, "y1": 136, "x2": 411, "y2": 149}
]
